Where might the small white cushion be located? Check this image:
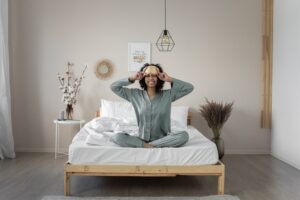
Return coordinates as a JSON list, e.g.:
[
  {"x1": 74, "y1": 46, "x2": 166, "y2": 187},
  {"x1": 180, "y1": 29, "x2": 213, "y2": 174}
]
[
  {"x1": 100, "y1": 99, "x2": 114, "y2": 118},
  {"x1": 171, "y1": 106, "x2": 189, "y2": 129}
]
